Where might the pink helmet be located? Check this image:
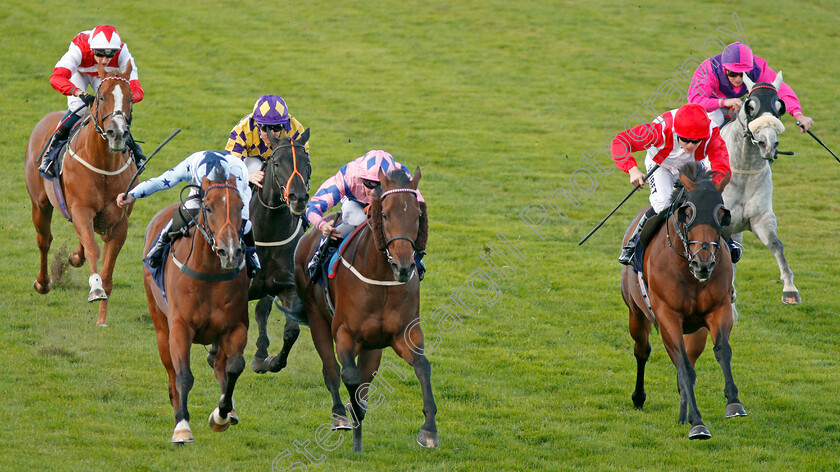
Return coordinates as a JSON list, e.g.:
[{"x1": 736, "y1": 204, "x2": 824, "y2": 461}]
[
  {"x1": 358, "y1": 150, "x2": 397, "y2": 182},
  {"x1": 89, "y1": 25, "x2": 122, "y2": 51},
  {"x1": 721, "y1": 42, "x2": 754, "y2": 73},
  {"x1": 674, "y1": 104, "x2": 710, "y2": 140}
]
